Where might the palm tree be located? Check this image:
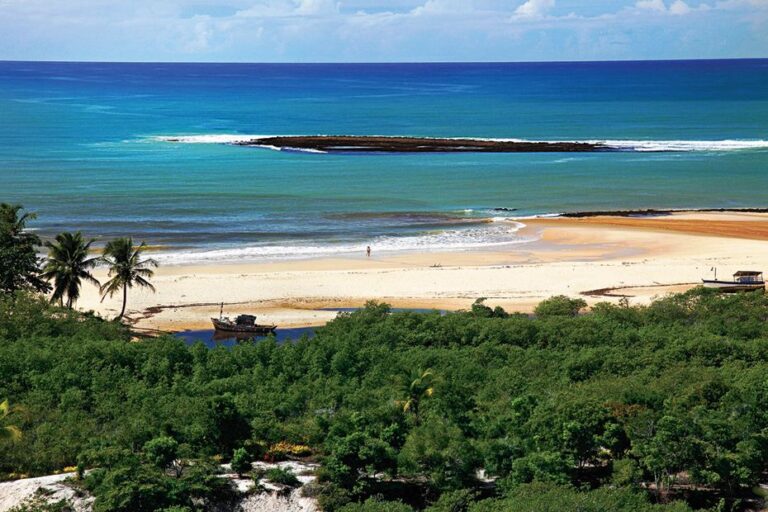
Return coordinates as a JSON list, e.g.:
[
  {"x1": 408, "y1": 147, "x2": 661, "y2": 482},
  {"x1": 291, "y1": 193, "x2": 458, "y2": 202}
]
[
  {"x1": 397, "y1": 368, "x2": 435, "y2": 421},
  {"x1": 41, "y1": 231, "x2": 100, "y2": 308},
  {"x1": 99, "y1": 237, "x2": 158, "y2": 321},
  {"x1": 0, "y1": 203, "x2": 49, "y2": 294},
  {"x1": 0, "y1": 399, "x2": 21, "y2": 443}
]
